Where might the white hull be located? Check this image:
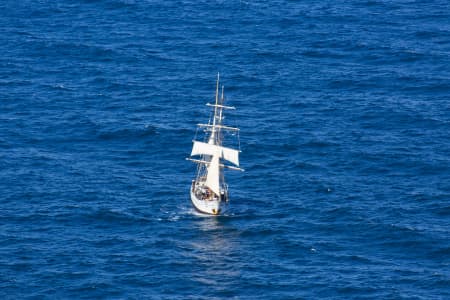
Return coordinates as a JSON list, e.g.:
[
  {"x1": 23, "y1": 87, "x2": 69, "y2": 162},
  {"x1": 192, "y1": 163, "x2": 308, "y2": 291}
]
[{"x1": 190, "y1": 188, "x2": 226, "y2": 215}]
